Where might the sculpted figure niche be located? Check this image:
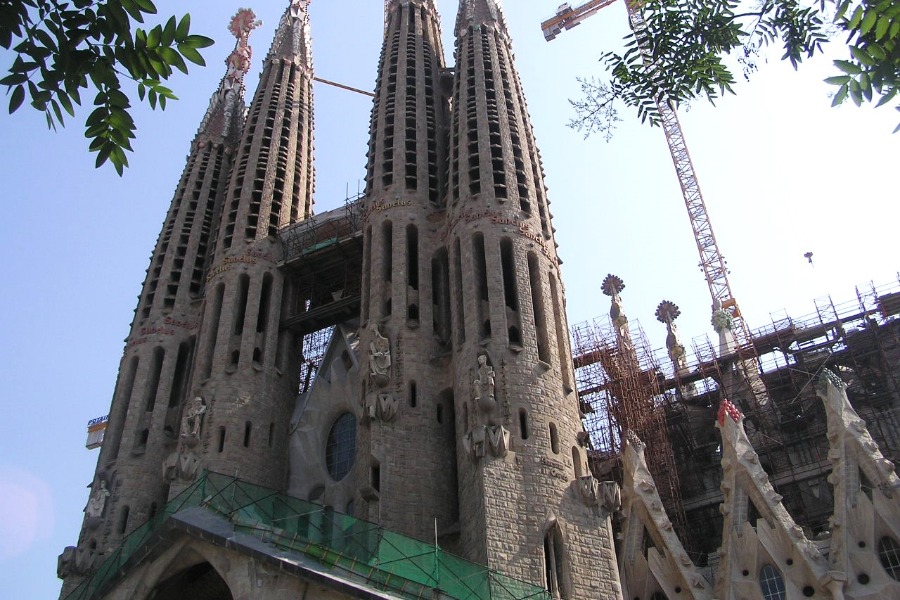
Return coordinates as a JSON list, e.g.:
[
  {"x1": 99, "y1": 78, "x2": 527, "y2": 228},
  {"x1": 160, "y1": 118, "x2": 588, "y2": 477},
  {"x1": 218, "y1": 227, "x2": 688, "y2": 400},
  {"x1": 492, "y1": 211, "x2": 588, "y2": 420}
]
[
  {"x1": 180, "y1": 396, "x2": 207, "y2": 441},
  {"x1": 368, "y1": 323, "x2": 392, "y2": 386},
  {"x1": 465, "y1": 354, "x2": 510, "y2": 460},
  {"x1": 85, "y1": 479, "x2": 110, "y2": 520}
]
